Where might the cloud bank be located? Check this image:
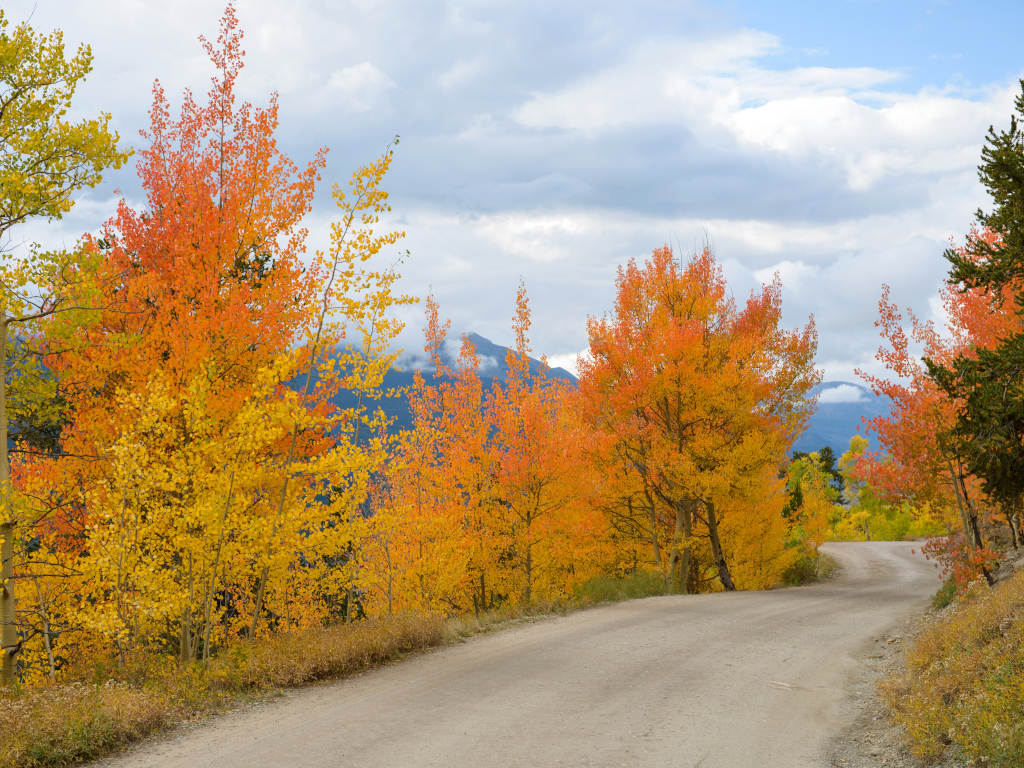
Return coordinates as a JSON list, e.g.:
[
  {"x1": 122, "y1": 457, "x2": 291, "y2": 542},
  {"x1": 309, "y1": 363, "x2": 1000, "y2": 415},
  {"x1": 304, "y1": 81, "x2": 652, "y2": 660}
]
[{"x1": 6, "y1": 0, "x2": 1021, "y2": 384}]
